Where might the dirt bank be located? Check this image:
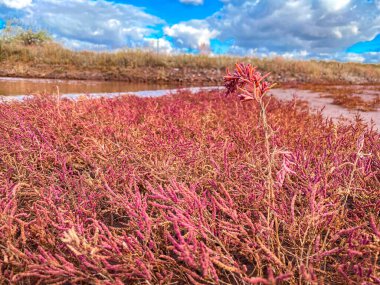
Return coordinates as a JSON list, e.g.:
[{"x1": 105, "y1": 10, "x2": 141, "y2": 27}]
[
  {"x1": 0, "y1": 62, "x2": 223, "y2": 85},
  {"x1": 1, "y1": 61, "x2": 379, "y2": 86}
]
